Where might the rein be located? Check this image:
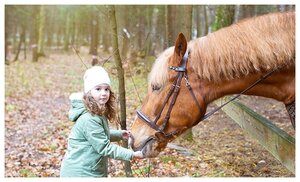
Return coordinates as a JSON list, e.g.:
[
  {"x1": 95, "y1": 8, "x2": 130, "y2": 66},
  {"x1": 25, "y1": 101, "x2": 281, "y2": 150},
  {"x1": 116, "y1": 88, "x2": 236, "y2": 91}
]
[
  {"x1": 202, "y1": 67, "x2": 279, "y2": 120},
  {"x1": 137, "y1": 49, "x2": 281, "y2": 141},
  {"x1": 134, "y1": 49, "x2": 281, "y2": 178}
]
